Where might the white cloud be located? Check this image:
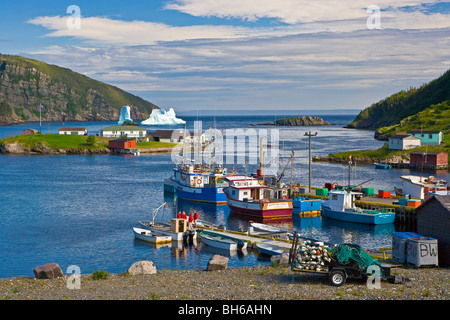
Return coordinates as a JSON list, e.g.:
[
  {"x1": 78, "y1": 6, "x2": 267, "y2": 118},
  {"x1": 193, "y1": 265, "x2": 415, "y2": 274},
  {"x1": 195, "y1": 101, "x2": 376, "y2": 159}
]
[
  {"x1": 164, "y1": 0, "x2": 442, "y2": 24},
  {"x1": 24, "y1": 1, "x2": 450, "y2": 111}
]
